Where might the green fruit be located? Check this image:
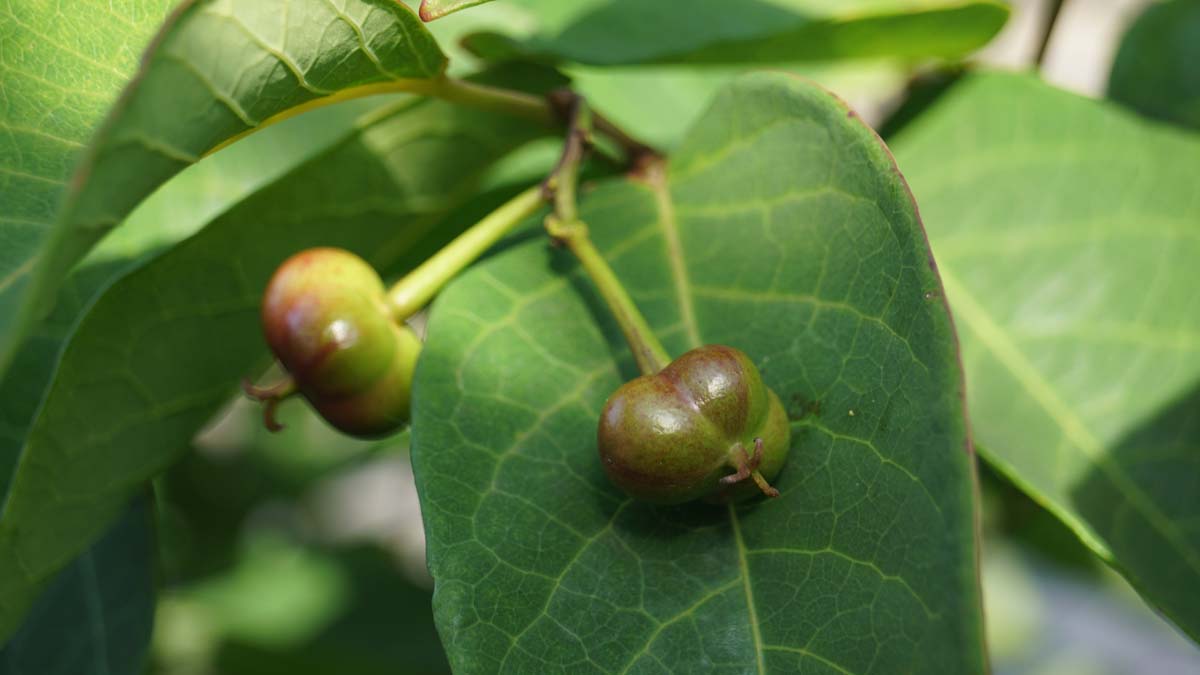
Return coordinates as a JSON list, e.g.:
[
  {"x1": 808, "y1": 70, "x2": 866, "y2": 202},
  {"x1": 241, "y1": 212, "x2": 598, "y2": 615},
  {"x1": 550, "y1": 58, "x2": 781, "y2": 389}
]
[
  {"x1": 260, "y1": 247, "x2": 418, "y2": 437},
  {"x1": 597, "y1": 345, "x2": 790, "y2": 504}
]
